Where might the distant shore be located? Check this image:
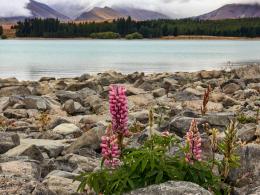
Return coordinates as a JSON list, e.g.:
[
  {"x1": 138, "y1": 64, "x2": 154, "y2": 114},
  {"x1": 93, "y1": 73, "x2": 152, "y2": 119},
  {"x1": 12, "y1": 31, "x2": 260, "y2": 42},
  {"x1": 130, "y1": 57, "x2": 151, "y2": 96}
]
[{"x1": 3, "y1": 35, "x2": 260, "y2": 41}]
